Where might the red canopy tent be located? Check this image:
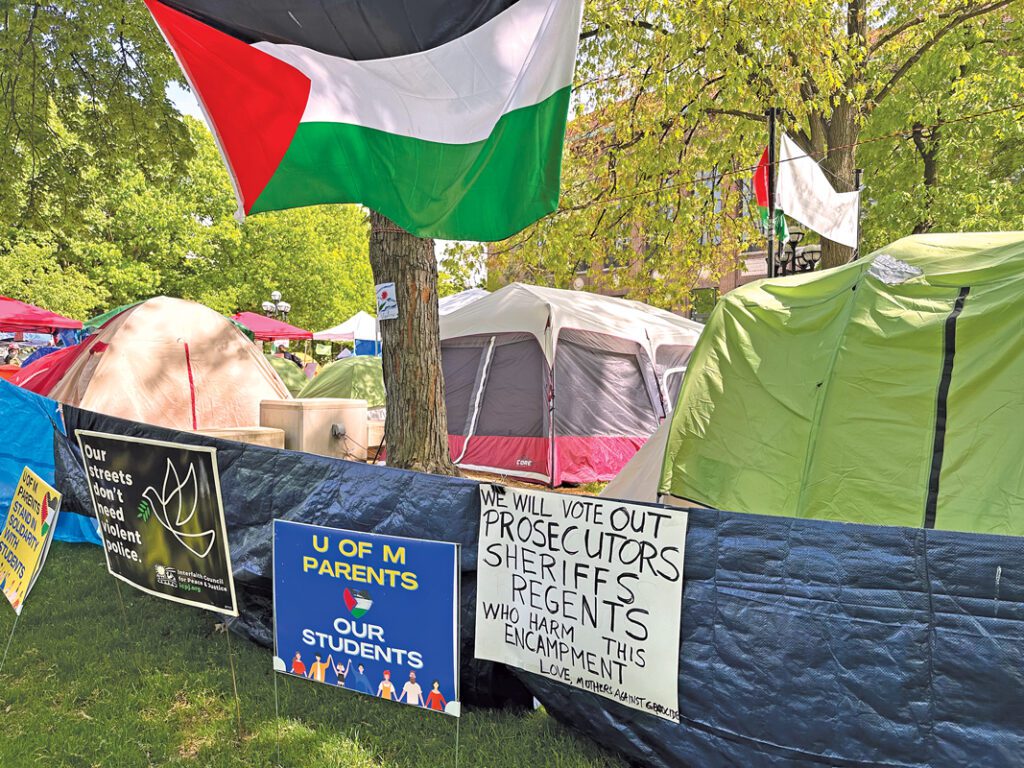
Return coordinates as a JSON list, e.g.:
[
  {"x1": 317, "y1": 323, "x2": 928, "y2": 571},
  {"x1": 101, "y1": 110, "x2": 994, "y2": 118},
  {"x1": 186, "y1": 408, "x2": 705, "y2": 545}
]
[
  {"x1": 230, "y1": 311, "x2": 312, "y2": 342},
  {"x1": 0, "y1": 296, "x2": 83, "y2": 334}
]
